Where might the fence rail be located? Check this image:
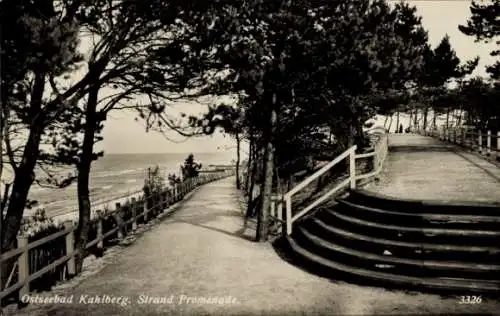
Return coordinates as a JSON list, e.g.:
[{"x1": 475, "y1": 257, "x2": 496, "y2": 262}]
[
  {"x1": 418, "y1": 127, "x2": 500, "y2": 161},
  {"x1": 0, "y1": 169, "x2": 234, "y2": 304},
  {"x1": 270, "y1": 128, "x2": 390, "y2": 236}
]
